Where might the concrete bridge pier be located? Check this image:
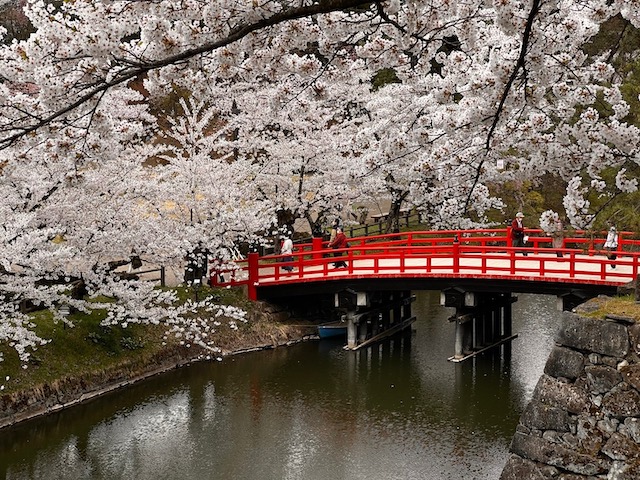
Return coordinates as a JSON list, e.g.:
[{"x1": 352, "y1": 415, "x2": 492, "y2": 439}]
[
  {"x1": 335, "y1": 290, "x2": 416, "y2": 350},
  {"x1": 442, "y1": 288, "x2": 518, "y2": 362}
]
